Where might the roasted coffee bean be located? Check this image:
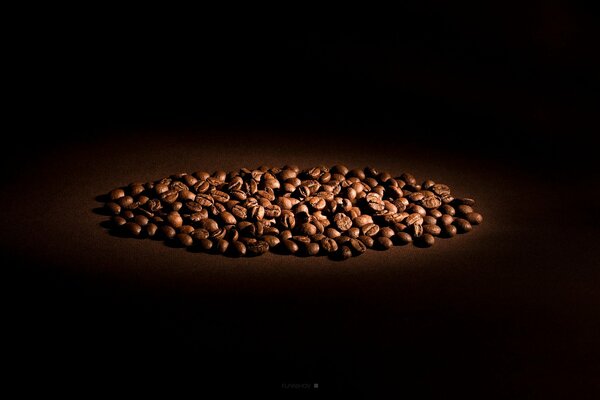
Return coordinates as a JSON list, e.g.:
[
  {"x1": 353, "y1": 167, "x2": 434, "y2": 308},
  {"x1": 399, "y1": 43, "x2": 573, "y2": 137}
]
[
  {"x1": 202, "y1": 219, "x2": 219, "y2": 232},
  {"x1": 124, "y1": 222, "x2": 142, "y2": 236},
  {"x1": 439, "y1": 214, "x2": 454, "y2": 226},
  {"x1": 335, "y1": 235, "x2": 352, "y2": 246},
  {"x1": 428, "y1": 209, "x2": 443, "y2": 219},
  {"x1": 305, "y1": 242, "x2": 320, "y2": 256},
  {"x1": 338, "y1": 245, "x2": 353, "y2": 260},
  {"x1": 325, "y1": 227, "x2": 341, "y2": 238},
  {"x1": 176, "y1": 233, "x2": 193, "y2": 247},
  {"x1": 379, "y1": 227, "x2": 395, "y2": 238},
  {"x1": 299, "y1": 223, "x2": 317, "y2": 236},
  {"x1": 321, "y1": 238, "x2": 338, "y2": 253},
  {"x1": 263, "y1": 235, "x2": 280, "y2": 248},
  {"x1": 231, "y1": 241, "x2": 246, "y2": 256},
  {"x1": 353, "y1": 215, "x2": 373, "y2": 228},
  {"x1": 283, "y1": 239, "x2": 299, "y2": 254},
  {"x1": 349, "y1": 238, "x2": 367, "y2": 255},
  {"x1": 247, "y1": 240, "x2": 269, "y2": 255},
  {"x1": 439, "y1": 205, "x2": 455, "y2": 216},
  {"x1": 122, "y1": 210, "x2": 135, "y2": 219},
  {"x1": 334, "y1": 213, "x2": 352, "y2": 231},
  {"x1": 454, "y1": 218, "x2": 473, "y2": 233},
  {"x1": 112, "y1": 216, "x2": 127, "y2": 226},
  {"x1": 400, "y1": 172, "x2": 416, "y2": 186},
  {"x1": 423, "y1": 216, "x2": 437, "y2": 226},
  {"x1": 347, "y1": 227, "x2": 360, "y2": 239},
  {"x1": 110, "y1": 188, "x2": 125, "y2": 200},
  {"x1": 362, "y1": 223, "x2": 380, "y2": 237},
  {"x1": 375, "y1": 236, "x2": 393, "y2": 250},
  {"x1": 192, "y1": 229, "x2": 209, "y2": 240},
  {"x1": 219, "y1": 211, "x2": 237, "y2": 225},
  {"x1": 412, "y1": 223, "x2": 424, "y2": 238},
  {"x1": 395, "y1": 232, "x2": 413, "y2": 245},
  {"x1": 423, "y1": 224, "x2": 442, "y2": 236},
  {"x1": 133, "y1": 215, "x2": 149, "y2": 227},
  {"x1": 159, "y1": 225, "x2": 176, "y2": 239},
  {"x1": 106, "y1": 202, "x2": 121, "y2": 215},
  {"x1": 440, "y1": 224, "x2": 457, "y2": 238},
  {"x1": 216, "y1": 239, "x2": 229, "y2": 254},
  {"x1": 146, "y1": 223, "x2": 158, "y2": 237},
  {"x1": 416, "y1": 233, "x2": 435, "y2": 247},
  {"x1": 198, "y1": 238, "x2": 213, "y2": 251},
  {"x1": 457, "y1": 204, "x2": 474, "y2": 216},
  {"x1": 406, "y1": 213, "x2": 424, "y2": 226},
  {"x1": 453, "y1": 197, "x2": 476, "y2": 206},
  {"x1": 466, "y1": 212, "x2": 483, "y2": 225},
  {"x1": 167, "y1": 211, "x2": 183, "y2": 228}
]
